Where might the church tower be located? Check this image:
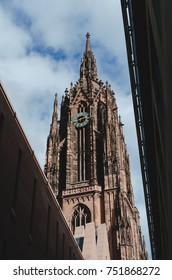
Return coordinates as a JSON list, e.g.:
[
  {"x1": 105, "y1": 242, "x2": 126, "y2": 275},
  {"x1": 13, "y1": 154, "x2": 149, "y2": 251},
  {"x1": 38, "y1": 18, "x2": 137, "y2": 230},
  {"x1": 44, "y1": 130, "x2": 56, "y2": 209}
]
[{"x1": 44, "y1": 33, "x2": 147, "y2": 260}]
